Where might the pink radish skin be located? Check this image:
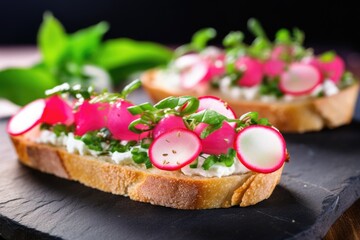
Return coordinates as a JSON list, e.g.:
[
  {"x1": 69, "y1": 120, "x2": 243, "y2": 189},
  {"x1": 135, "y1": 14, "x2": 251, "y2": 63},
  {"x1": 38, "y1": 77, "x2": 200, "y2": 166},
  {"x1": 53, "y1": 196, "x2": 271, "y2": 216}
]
[
  {"x1": 263, "y1": 59, "x2": 286, "y2": 77},
  {"x1": 198, "y1": 96, "x2": 236, "y2": 127},
  {"x1": 271, "y1": 45, "x2": 293, "y2": 60},
  {"x1": 153, "y1": 115, "x2": 187, "y2": 139},
  {"x1": 42, "y1": 95, "x2": 74, "y2": 126},
  {"x1": 194, "y1": 122, "x2": 236, "y2": 155},
  {"x1": 235, "y1": 57, "x2": 263, "y2": 87},
  {"x1": 208, "y1": 54, "x2": 225, "y2": 77},
  {"x1": 7, "y1": 99, "x2": 46, "y2": 136},
  {"x1": 308, "y1": 55, "x2": 345, "y2": 84},
  {"x1": 149, "y1": 128, "x2": 202, "y2": 171},
  {"x1": 74, "y1": 101, "x2": 110, "y2": 136},
  {"x1": 234, "y1": 125, "x2": 286, "y2": 173},
  {"x1": 279, "y1": 63, "x2": 321, "y2": 96},
  {"x1": 108, "y1": 100, "x2": 148, "y2": 141}
]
